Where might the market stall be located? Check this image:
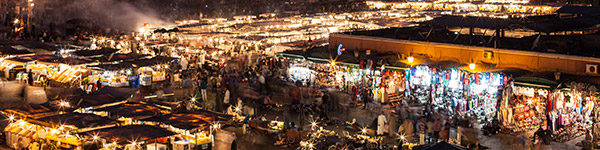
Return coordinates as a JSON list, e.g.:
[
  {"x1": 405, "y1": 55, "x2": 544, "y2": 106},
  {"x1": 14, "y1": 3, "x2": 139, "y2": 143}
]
[
  {"x1": 88, "y1": 102, "x2": 170, "y2": 123},
  {"x1": 140, "y1": 110, "x2": 234, "y2": 150},
  {"x1": 81, "y1": 125, "x2": 177, "y2": 150},
  {"x1": 549, "y1": 82, "x2": 597, "y2": 142},
  {"x1": 4, "y1": 112, "x2": 115, "y2": 149},
  {"x1": 406, "y1": 65, "x2": 437, "y2": 104},
  {"x1": 499, "y1": 79, "x2": 551, "y2": 133}
]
